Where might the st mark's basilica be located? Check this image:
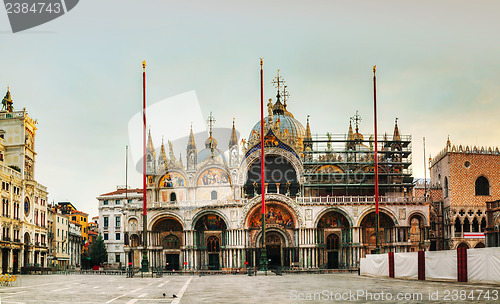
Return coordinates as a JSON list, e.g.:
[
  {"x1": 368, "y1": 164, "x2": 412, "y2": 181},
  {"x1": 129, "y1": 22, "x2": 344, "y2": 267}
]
[{"x1": 121, "y1": 81, "x2": 430, "y2": 271}]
